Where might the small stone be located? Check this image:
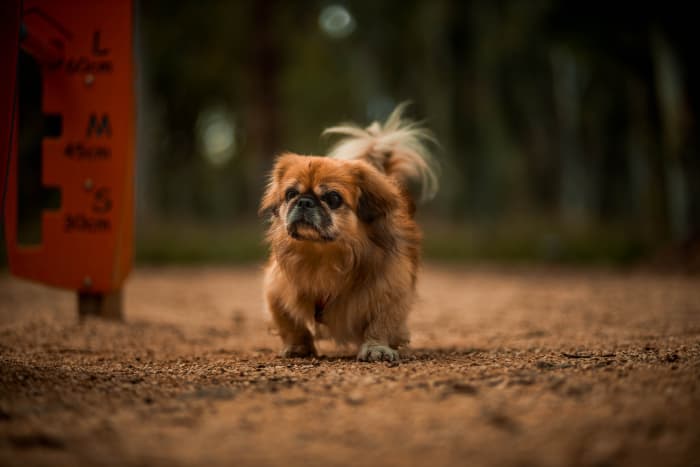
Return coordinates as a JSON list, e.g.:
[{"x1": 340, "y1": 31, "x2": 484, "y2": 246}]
[
  {"x1": 451, "y1": 382, "x2": 478, "y2": 395},
  {"x1": 535, "y1": 360, "x2": 557, "y2": 370},
  {"x1": 346, "y1": 391, "x2": 365, "y2": 405}
]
